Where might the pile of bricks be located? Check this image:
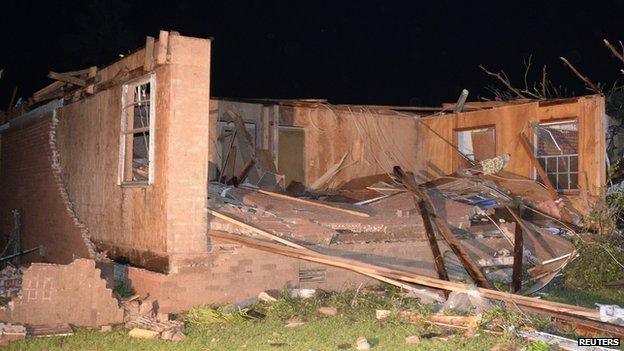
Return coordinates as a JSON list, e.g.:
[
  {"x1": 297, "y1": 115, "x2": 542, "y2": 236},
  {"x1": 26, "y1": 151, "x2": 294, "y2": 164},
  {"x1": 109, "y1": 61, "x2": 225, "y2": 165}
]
[
  {"x1": 0, "y1": 264, "x2": 23, "y2": 298},
  {"x1": 0, "y1": 323, "x2": 26, "y2": 346}
]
